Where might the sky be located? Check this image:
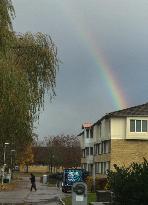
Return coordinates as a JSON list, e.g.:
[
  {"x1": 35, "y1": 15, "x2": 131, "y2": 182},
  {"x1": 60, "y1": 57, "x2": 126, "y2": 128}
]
[{"x1": 12, "y1": 0, "x2": 148, "y2": 138}]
